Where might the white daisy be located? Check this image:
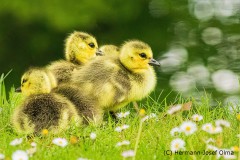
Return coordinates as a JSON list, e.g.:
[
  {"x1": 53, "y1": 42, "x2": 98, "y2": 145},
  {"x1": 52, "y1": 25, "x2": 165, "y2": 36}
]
[
  {"x1": 170, "y1": 127, "x2": 181, "y2": 136},
  {"x1": 90, "y1": 132, "x2": 97, "y2": 140},
  {"x1": 215, "y1": 119, "x2": 230, "y2": 128},
  {"x1": 52, "y1": 138, "x2": 68, "y2": 147},
  {"x1": 116, "y1": 111, "x2": 130, "y2": 118},
  {"x1": 141, "y1": 113, "x2": 157, "y2": 122},
  {"x1": 202, "y1": 123, "x2": 213, "y2": 132},
  {"x1": 26, "y1": 147, "x2": 37, "y2": 157},
  {"x1": 115, "y1": 124, "x2": 129, "y2": 132},
  {"x1": 204, "y1": 138, "x2": 215, "y2": 144},
  {"x1": 170, "y1": 138, "x2": 185, "y2": 152},
  {"x1": 10, "y1": 138, "x2": 23, "y2": 146},
  {"x1": 149, "y1": 113, "x2": 157, "y2": 118},
  {"x1": 206, "y1": 144, "x2": 218, "y2": 151},
  {"x1": 12, "y1": 150, "x2": 29, "y2": 160},
  {"x1": 209, "y1": 126, "x2": 222, "y2": 134},
  {"x1": 141, "y1": 115, "x2": 149, "y2": 122},
  {"x1": 0, "y1": 154, "x2": 5, "y2": 160},
  {"x1": 121, "y1": 150, "x2": 135, "y2": 158},
  {"x1": 179, "y1": 121, "x2": 197, "y2": 135},
  {"x1": 167, "y1": 104, "x2": 182, "y2": 115},
  {"x1": 30, "y1": 142, "x2": 37, "y2": 147},
  {"x1": 116, "y1": 140, "x2": 130, "y2": 147},
  {"x1": 191, "y1": 114, "x2": 203, "y2": 122}
]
